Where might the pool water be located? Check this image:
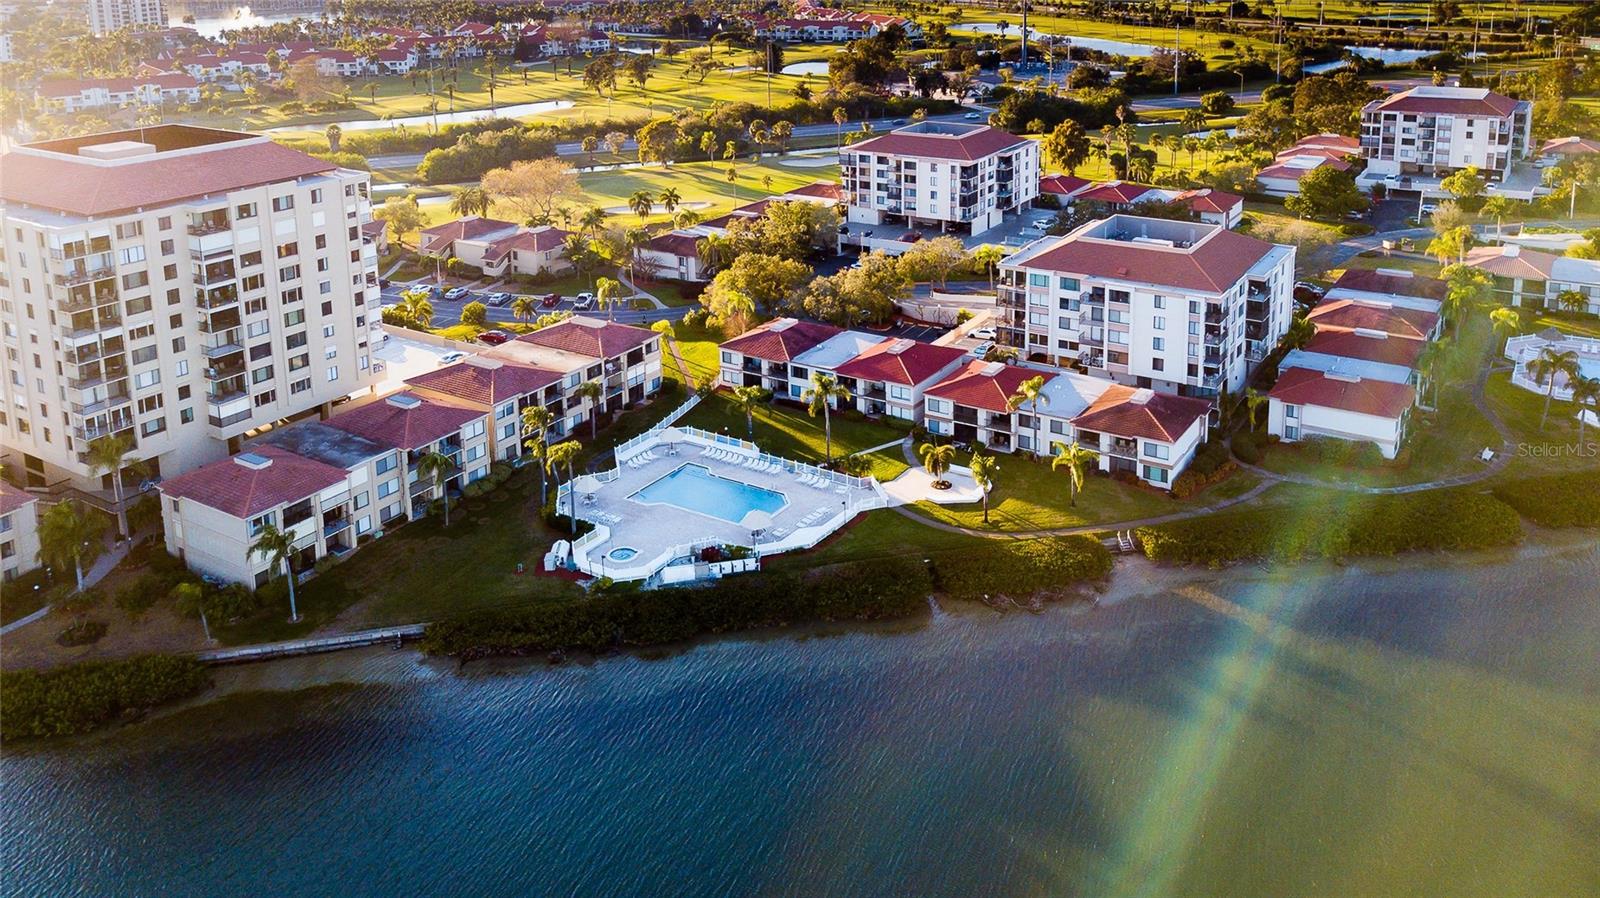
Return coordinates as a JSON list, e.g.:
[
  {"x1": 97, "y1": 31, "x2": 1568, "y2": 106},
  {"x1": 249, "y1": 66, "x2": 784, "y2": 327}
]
[
  {"x1": 631, "y1": 464, "x2": 787, "y2": 524},
  {"x1": 608, "y1": 547, "x2": 639, "y2": 562}
]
